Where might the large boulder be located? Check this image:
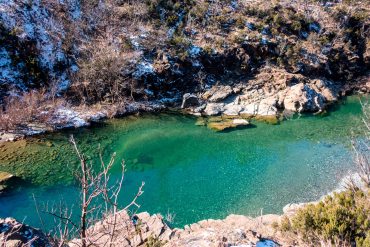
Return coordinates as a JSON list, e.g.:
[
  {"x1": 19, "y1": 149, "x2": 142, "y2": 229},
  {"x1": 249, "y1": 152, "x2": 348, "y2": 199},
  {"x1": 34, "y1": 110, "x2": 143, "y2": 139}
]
[
  {"x1": 239, "y1": 97, "x2": 277, "y2": 117},
  {"x1": 204, "y1": 103, "x2": 224, "y2": 116},
  {"x1": 223, "y1": 104, "x2": 243, "y2": 116},
  {"x1": 311, "y1": 79, "x2": 337, "y2": 101},
  {"x1": 283, "y1": 83, "x2": 325, "y2": 112}
]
